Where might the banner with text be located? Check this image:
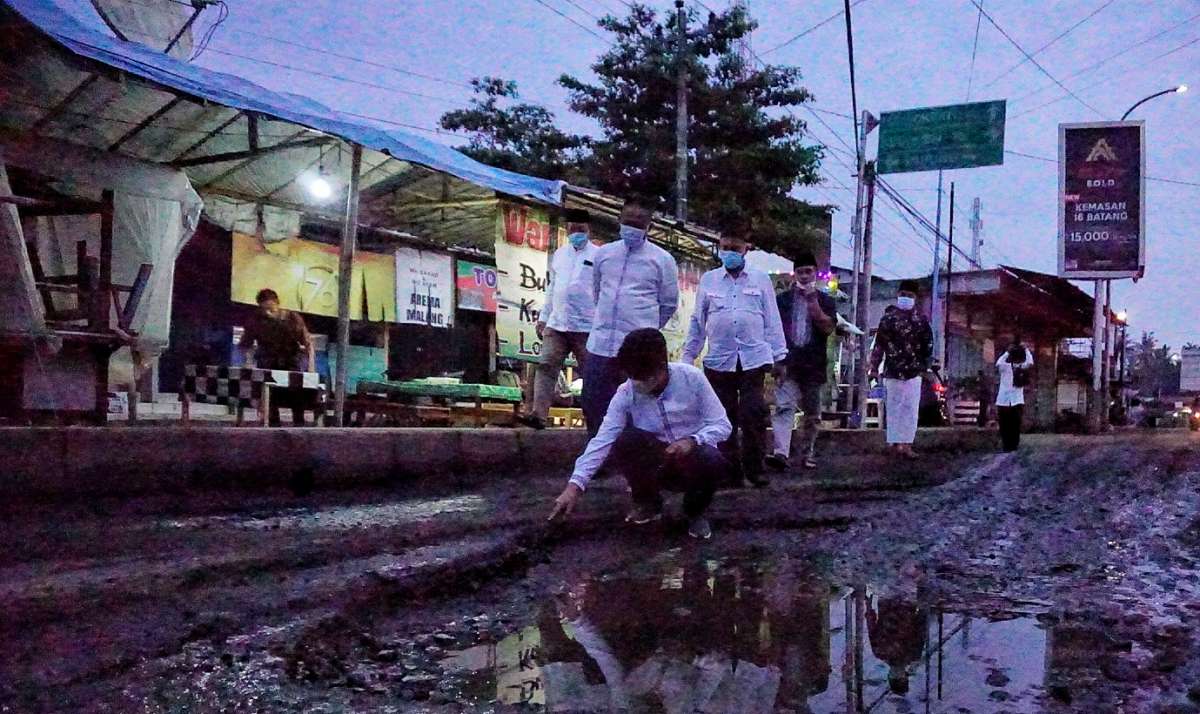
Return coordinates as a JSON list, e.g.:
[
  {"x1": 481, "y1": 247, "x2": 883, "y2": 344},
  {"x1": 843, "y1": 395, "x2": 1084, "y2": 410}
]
[
  {"x1": 495, "y1": 203, "x2": 559, "y2": 361},
  {"x1": 1182, "y1": 347, "x2": 1200, "y2": 393},
  {"x1": 231, "y1": 232, "x2": 396, "y2": 322},
  {"x1": 395, "y1": 247, "x2": 454, "y2": 327},
  {"x1": 456, "y1": 260, "x2": 498, "y2": 312},
  {"x1": 1059, "y1": 121, "x2": 1145, "y2": 279}
]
